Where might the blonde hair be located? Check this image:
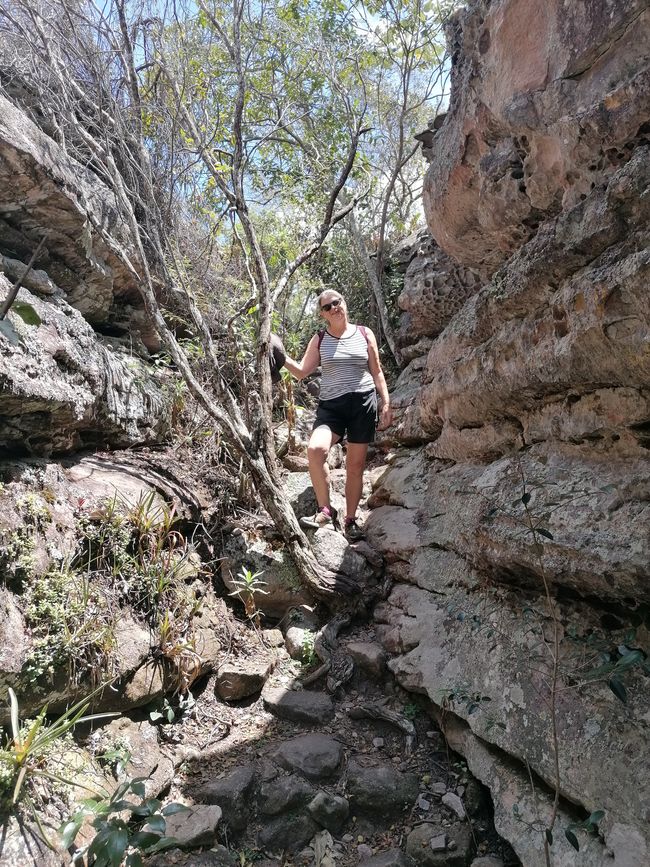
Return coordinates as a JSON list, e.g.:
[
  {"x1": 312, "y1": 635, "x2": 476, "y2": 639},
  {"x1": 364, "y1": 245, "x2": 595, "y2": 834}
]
[{"x1": 316, "y1": 289, "x2": 344, "y2": 307}]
